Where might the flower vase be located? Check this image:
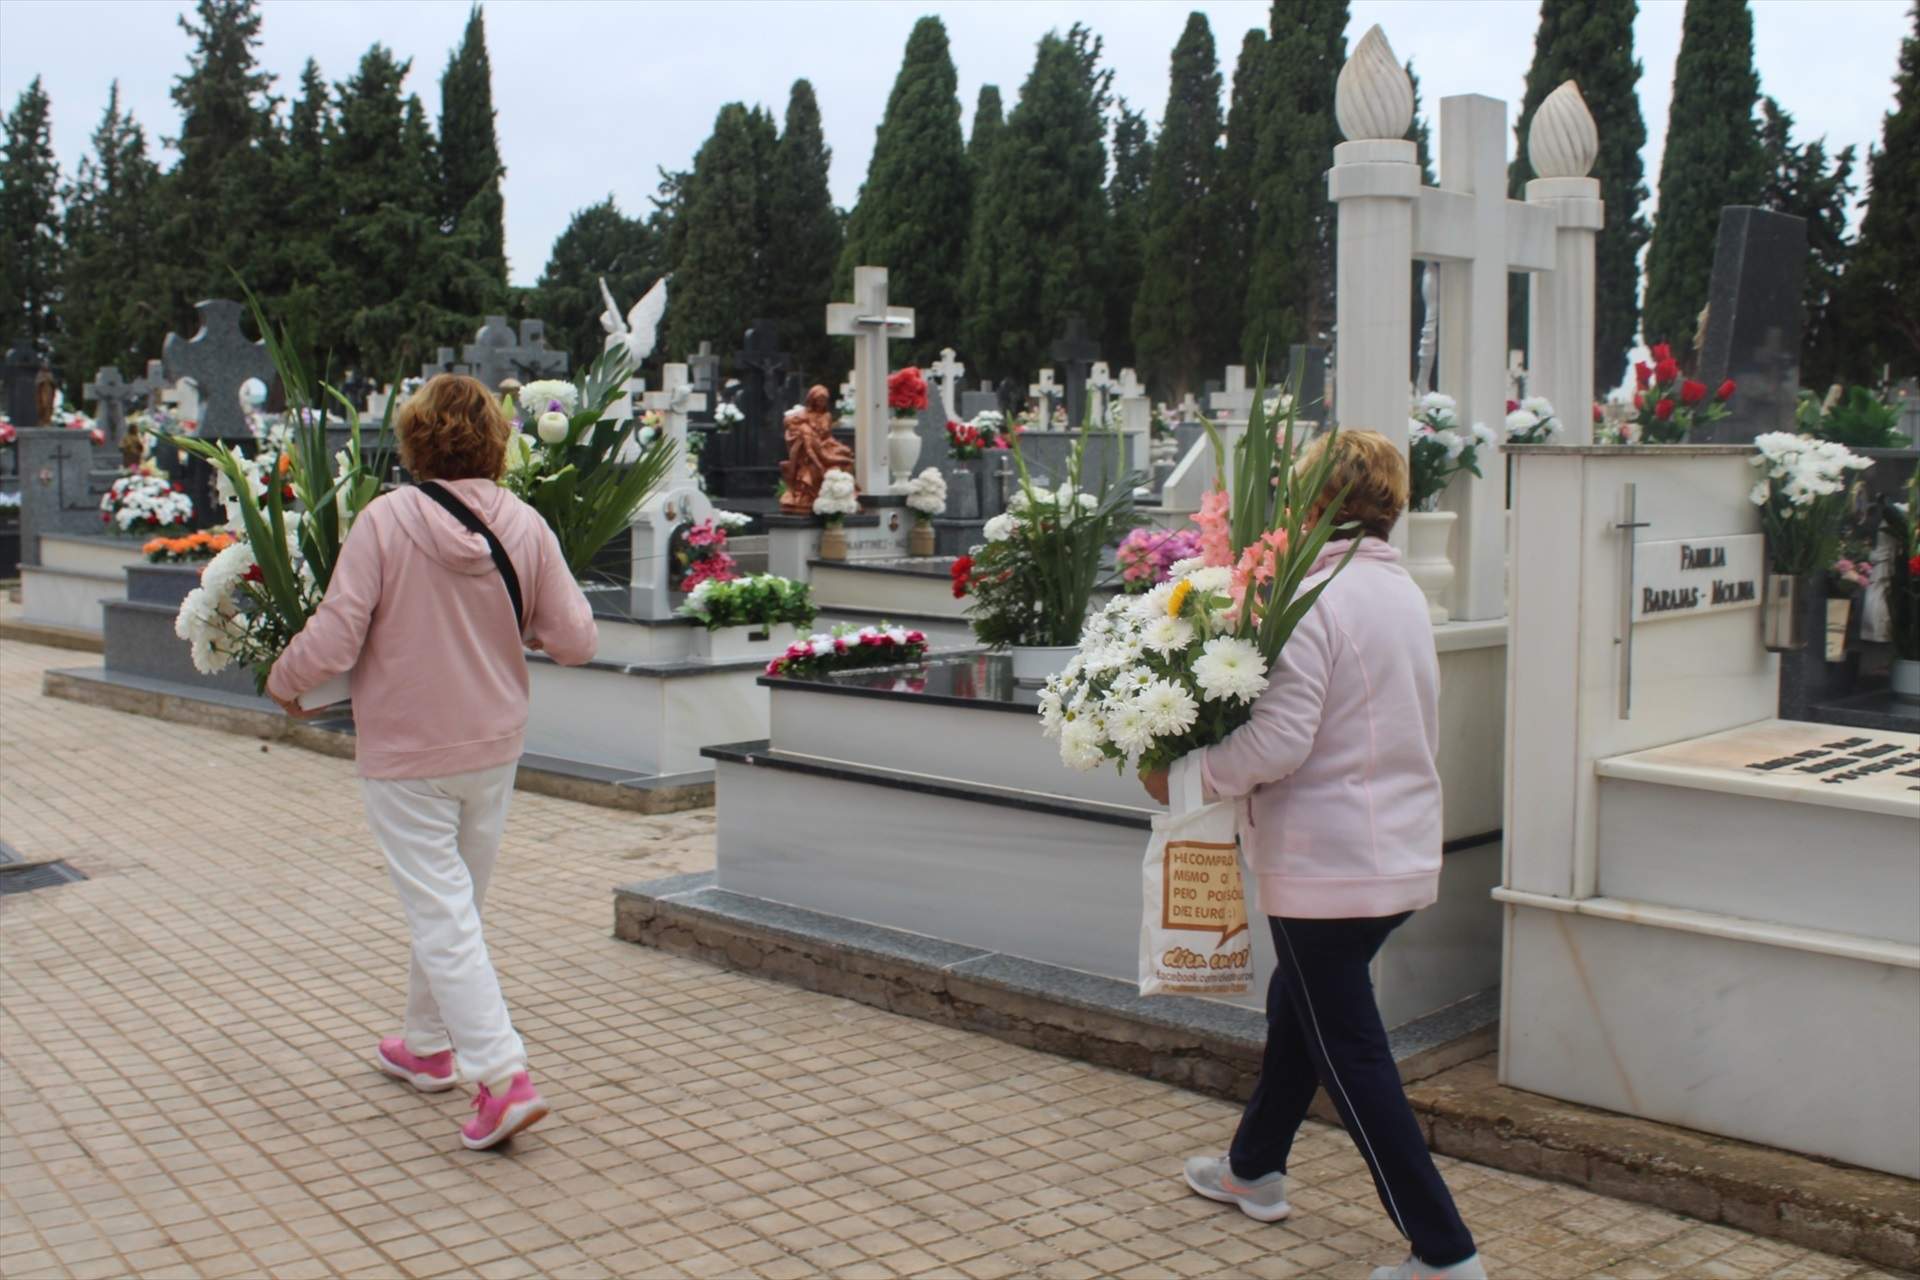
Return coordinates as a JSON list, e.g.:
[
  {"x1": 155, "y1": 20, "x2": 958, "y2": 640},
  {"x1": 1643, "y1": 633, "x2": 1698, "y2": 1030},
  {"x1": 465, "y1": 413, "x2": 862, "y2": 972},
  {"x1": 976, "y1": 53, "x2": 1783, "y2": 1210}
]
[
  {"x1": 1009, "y1": 644, "x2": 1077, "y2": 687},
  {"x1": 888, "y1": 417, "x2": 922, "y2": 488},
  {"x1": 1761, "y1": 573, "x2": 1805, "y2": 652},
  {"x1": 909, "y1": 520, "x2": 935, "y2": 556},
  {"x1": 944, "y1": 465, "x2": 981, "y2": 520},
  {"x1": 819, "y1": 522, "x2": 848, "y2": 561},
  {"x1": 691, "y1": 622, "x2": 799, "y2": 663},
  {"x1": 1891, "y1": 658, "x2": 1920, "y2": 703},
  {"x1": 1404, "y1": 510, "x2": 1457, "y2": 624}
]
